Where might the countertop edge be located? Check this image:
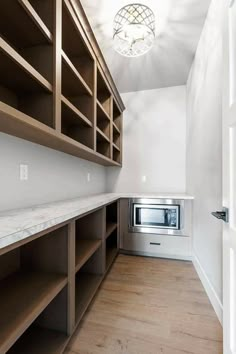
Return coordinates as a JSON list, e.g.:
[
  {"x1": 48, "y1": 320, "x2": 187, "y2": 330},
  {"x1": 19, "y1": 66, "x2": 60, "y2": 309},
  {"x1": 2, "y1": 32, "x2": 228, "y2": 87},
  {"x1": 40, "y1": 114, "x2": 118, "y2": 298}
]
[{"x1": 0, "y1": 193, "x2": 194, "y2": 251}]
